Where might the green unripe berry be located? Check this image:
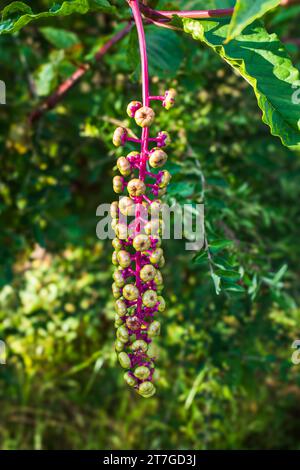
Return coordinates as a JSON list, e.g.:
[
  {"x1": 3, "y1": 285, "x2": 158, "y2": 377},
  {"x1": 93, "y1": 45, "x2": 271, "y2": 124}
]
[
  {"x1": 117, "y1": 325, "x2": 129, "y2": 343},
  {"x1": 138, "y1": 381, "x2": 156, "y2": 398},
  {"x1": 142, "y1": 290, "x2": 158, "y2": 308},
  {"x1": 112, "y1": 282, "x2": 121, "y2": 299},
  {"x1": 126, "y1": 315, "x2": 140, "y2": 331},
  {"x1": 158, "y1": 187, "x2": 167, "y2": 197},
  {"x1": 163, "y1": 88, "x2": 177, "y2": 110},
  {"x1": 118, "y1": 352, "x2": 131, "y2": 369},
  {"x1": 114, "y1": 223, "x2": 128, "y2": 240},
  {"x1": 134, "y1": 366, "x2": 150, "y2": 380},
  {"x1": 154, "y1": 270, "x2": 163, "y2": 286},
  {"x1": 112, "y1": 238, "x2": 123, "y2": 251},
  {"x1": 116, "y1": 299, "x2": 127, "y2": 316},
  {"x1": 110, "y1": 201, "x2": 119, "y2": 219},
  {"x1": 149, "y1": 148, "x2": 168, "y2": 168},
  {"x1": 115, "y1": 339, "x2": 125, "y2": 352},
  {"x1": 112, "y1": 251, "x2": 118, "y2": 266},
  {"x1": 148, "y1": 320, "x2": 161, "y2": 337},
  {"x1": 113, "y1": 127, "x2": 127, "y2": 147},
  {"x1": 149, "y1": 248, "x2": 163, "y2": 264},
  {"x1": 113, "y1": 176, "x2": 124, "y2": 194},
  {"x1": 123, "y1": 284, "x2": 139, "y2": 301},
  {"x1": 117, "y1": 156, "x2": 131, "y2": 176},
  {"x1": 115, "y1": 314, "x2": 124, "y2": 327},
  {"x1": 147, "y1": 342, "x2": 158, "y2": 359},
  {"x1": 119, "y1": 196, "x2": 136, "y2": 216},
  {"x1": 144, "y1": 219, "x2": 163, "y2": 236},
  {"x1": 127, "y1": 178, "x2": 146, "y2": 197},
  {"x1": 131, "y1": 339, "x2": 148, "y2": 353},
  {"x1": 135, "y1": 106, "x2": 155, "y2": 128},
  {"x1": 158, "y1": 255, "x2": 165, "y2": 268},
  {"x1": 124, "y1": 372, "x2": 137, "y2": 387},
  {"x1": 117, "y1": 250, "x2": 131, "y2": 268},
  {"x1": 140, "y1": 264, "x2": 156, "y2": 282},
  {"x1": 157, "y1": 296, "x2": 166, "y2": 312},
  {"x1": 127, "y1": 151, "x2": 140, "y2": 159},
  {"x1": 113, "y1": 270, "x2": 125, "y2": 288},
  {"x1": 133, "y1": 234, "x2": 151, "y2": 252},
  {"x1": 159, "y1": 170, "x2": 171, "y2": 188}
]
